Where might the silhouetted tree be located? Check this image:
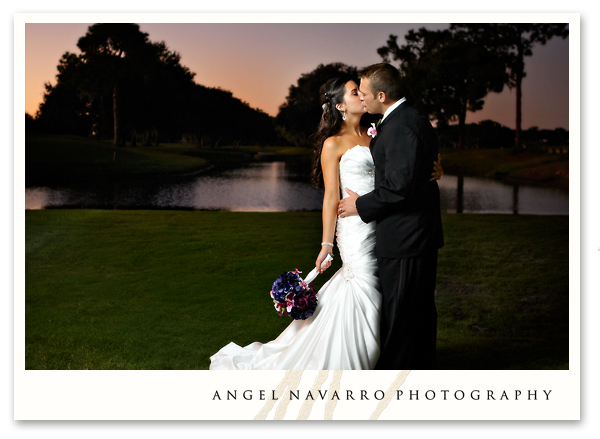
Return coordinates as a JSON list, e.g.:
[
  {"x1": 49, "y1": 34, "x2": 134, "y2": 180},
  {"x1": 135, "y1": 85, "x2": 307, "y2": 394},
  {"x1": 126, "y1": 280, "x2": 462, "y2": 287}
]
[
  {"x1": 435, "y1": 120, "x2": 514, "y2": 150},
  {"x1": 76, "y1": 24, "x2": 163, "y2": 146},
  {"x1": 35, "y1": 23, "x2": 281, "y2": 147},
  {"x1": 450, "y1": 23, "x2": 569, "y2": 149},
  {"x1": 468, "y1": 120, "x2": 515, "y2": 149},
  {"x1": 276, "y1": 63, "x2": 362, "y2": 147},
  {"x1": 25, "y1": 113, "x2": 38, "y2": 133},
  {"x1": 379, "y1": 27, "x2": 507, "y2": 149},
  {"x1": 35, "y1": 52, "x2": 93, "y2": 136},
  {"x1": 126, "y1": 40, "x2": 197, "y2": 146},
  {"x1": 183, "y1": 85, "x2": 280, "y2": 147},
  {"x1": 522, "y1": 126, "x2": 569, "y2": 149}
]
